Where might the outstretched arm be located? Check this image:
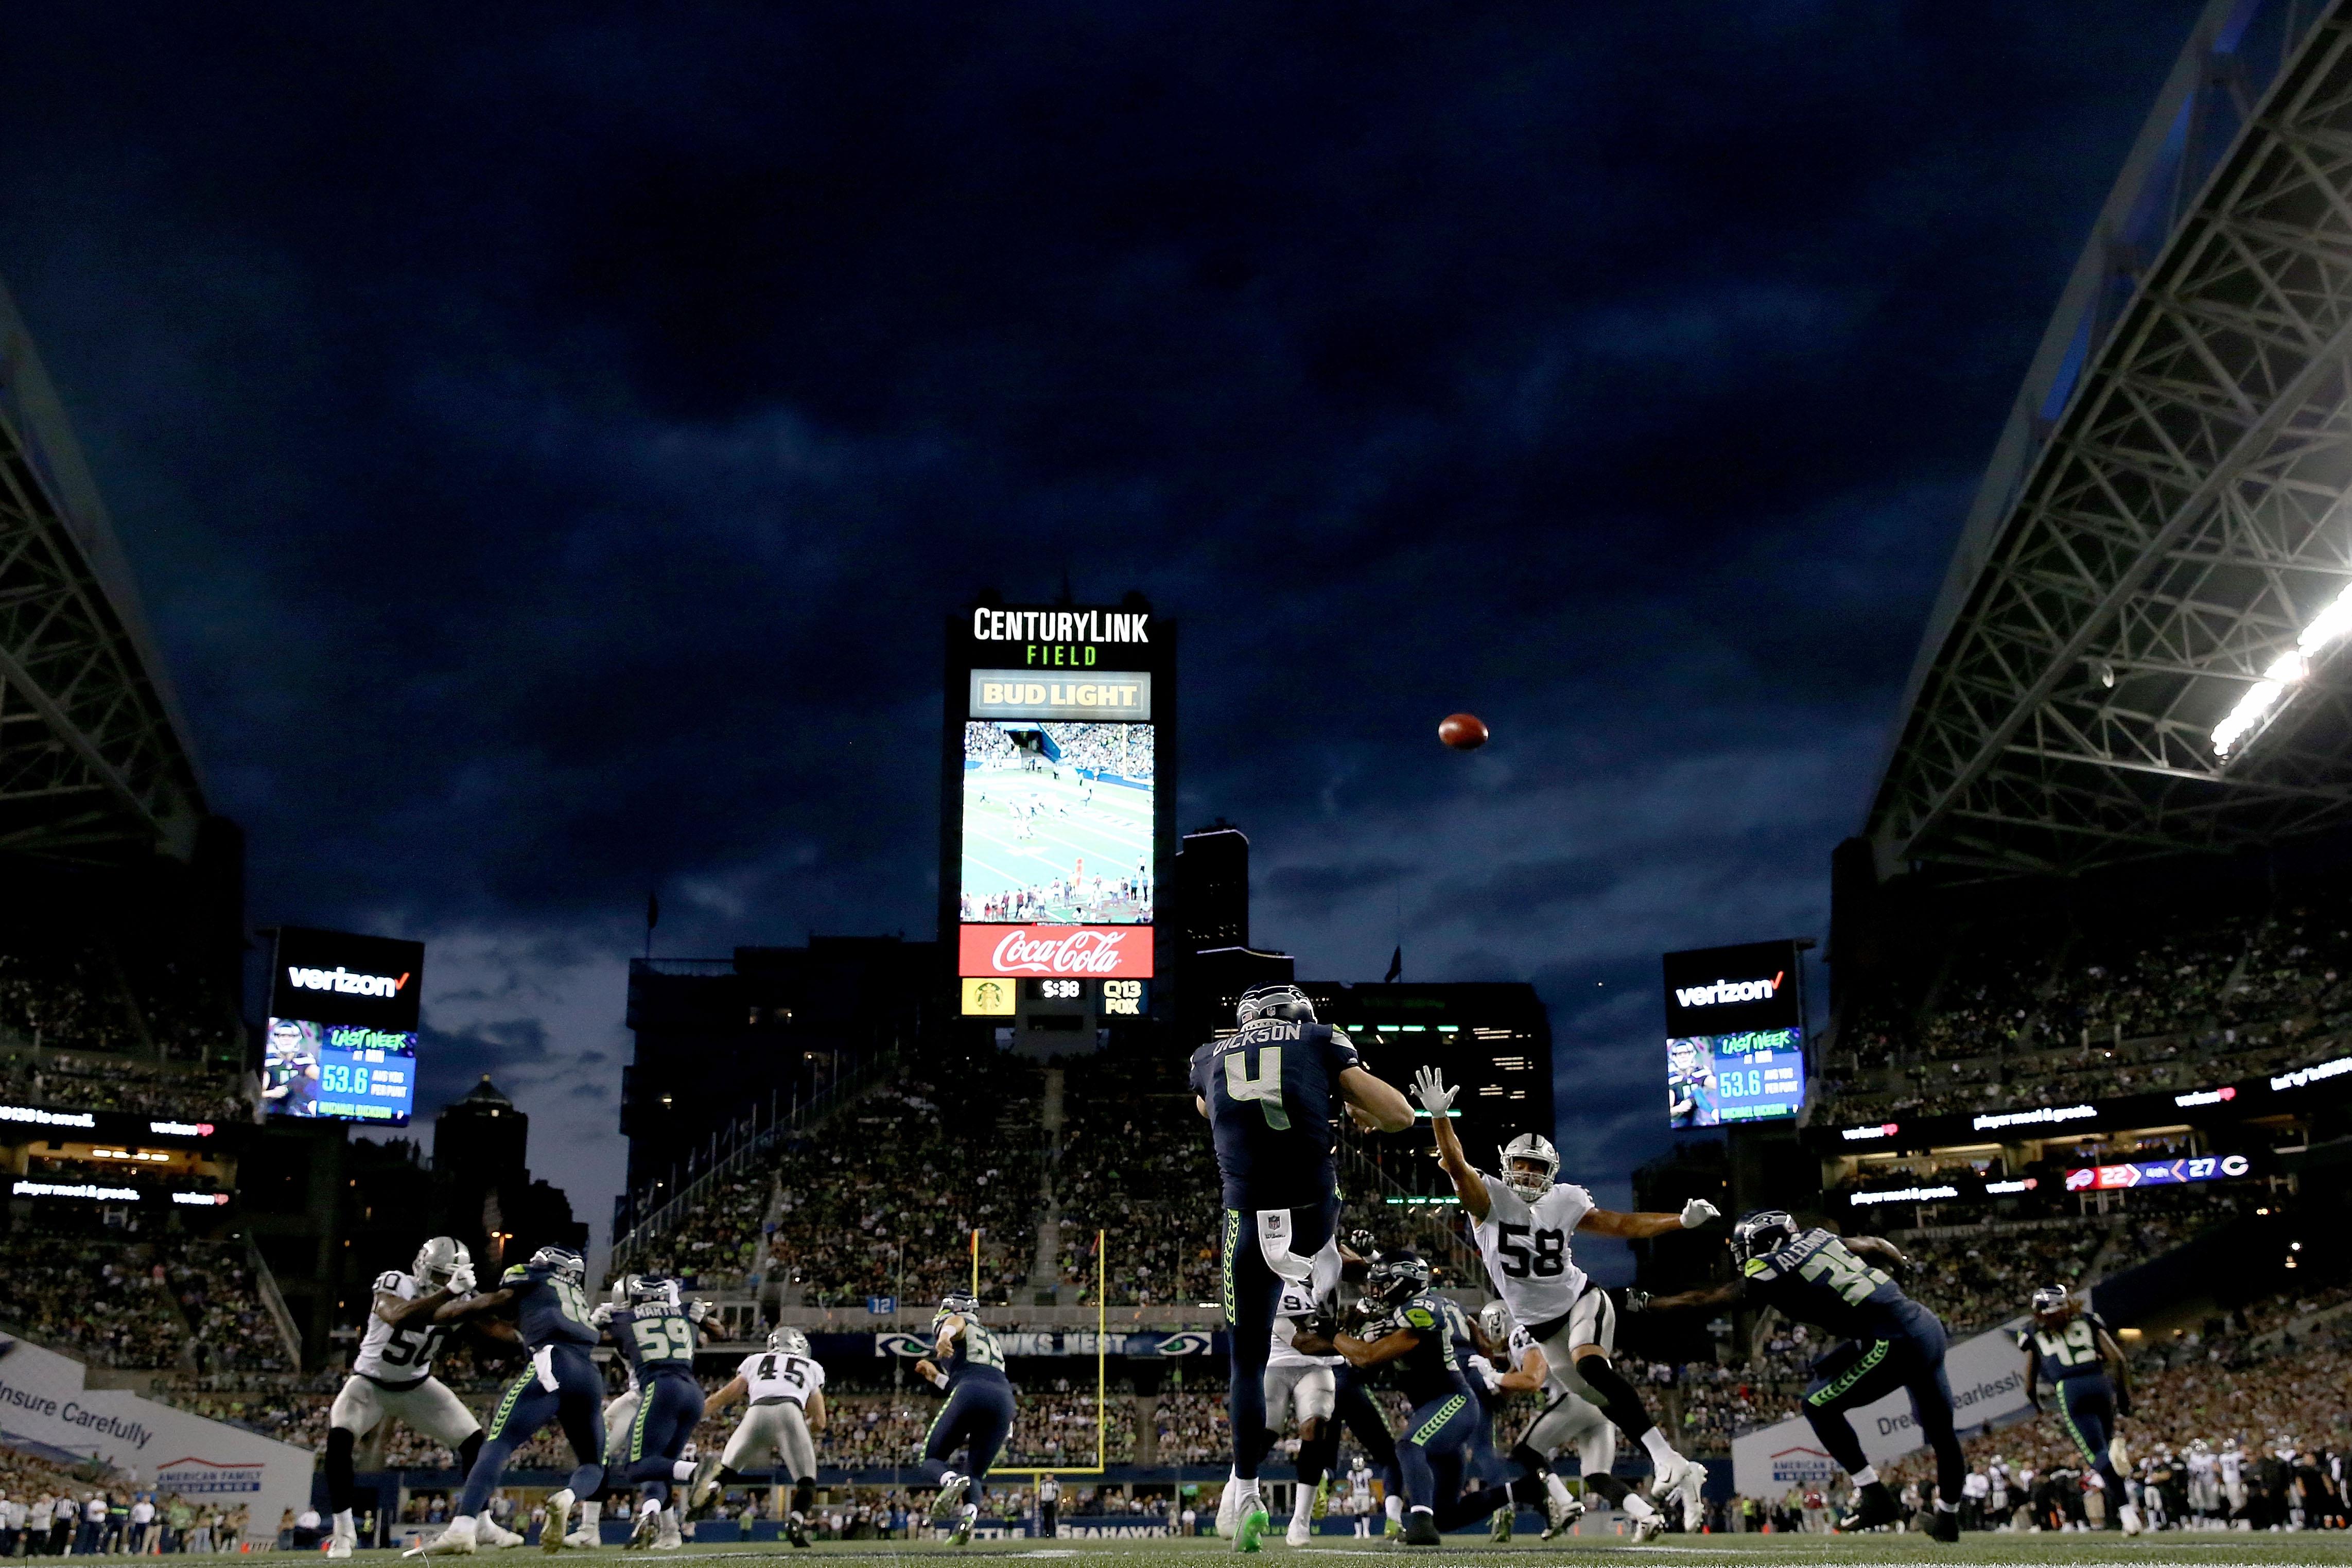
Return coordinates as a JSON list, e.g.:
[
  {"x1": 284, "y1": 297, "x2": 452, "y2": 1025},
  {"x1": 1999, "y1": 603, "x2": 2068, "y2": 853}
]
[
  {"x1": 1412, "y1": 1069, "x2": 1490, "y2": 1222},
  {"x1": 433, "y1": 1285, "x2": 519, "y2": 1324},
  {"x1": 1332, "y1": 1325, "x2": 1422, "y2": 1369},
  {"x1": 1339, "y1": 1066, "x2": 1414, "y2": 1133},
  {"x1": 1845, "y1": 1235, "x2": 1910, "y2": 1273},
  {"x1": 706, "y1": 1375, "x2": 749, "y2": 1416},
  {"x1": 805, "y1": 1386, "x2": 827, "y2": 1434},
  {"x1": 1579, "y1": 1195, "x2": 1721, "y2": 1241},
  {"x1": 1633, "y1": 1279, "x2": 1744, "y2": 1315}
]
